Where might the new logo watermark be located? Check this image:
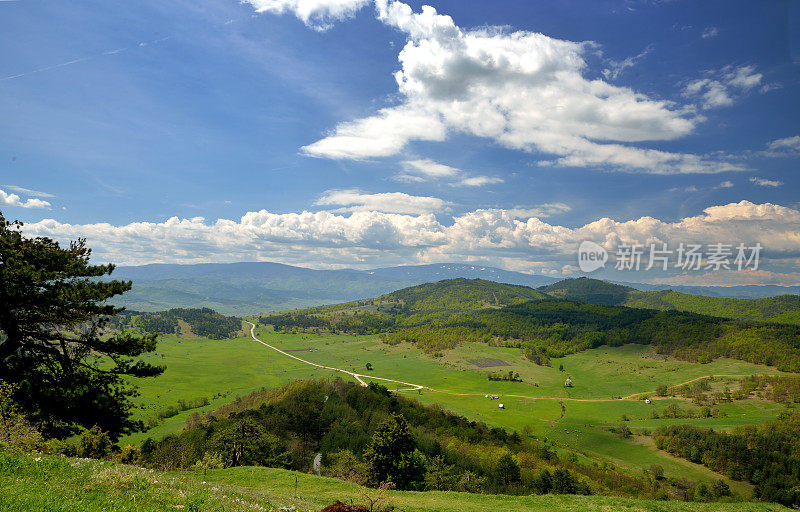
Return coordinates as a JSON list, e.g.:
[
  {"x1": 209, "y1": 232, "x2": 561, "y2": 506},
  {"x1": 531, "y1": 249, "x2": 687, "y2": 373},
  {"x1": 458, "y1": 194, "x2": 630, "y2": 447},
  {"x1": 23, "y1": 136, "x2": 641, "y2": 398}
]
[{"x1": 578, "y1": 241, "x2": 608, "y2": 272}]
